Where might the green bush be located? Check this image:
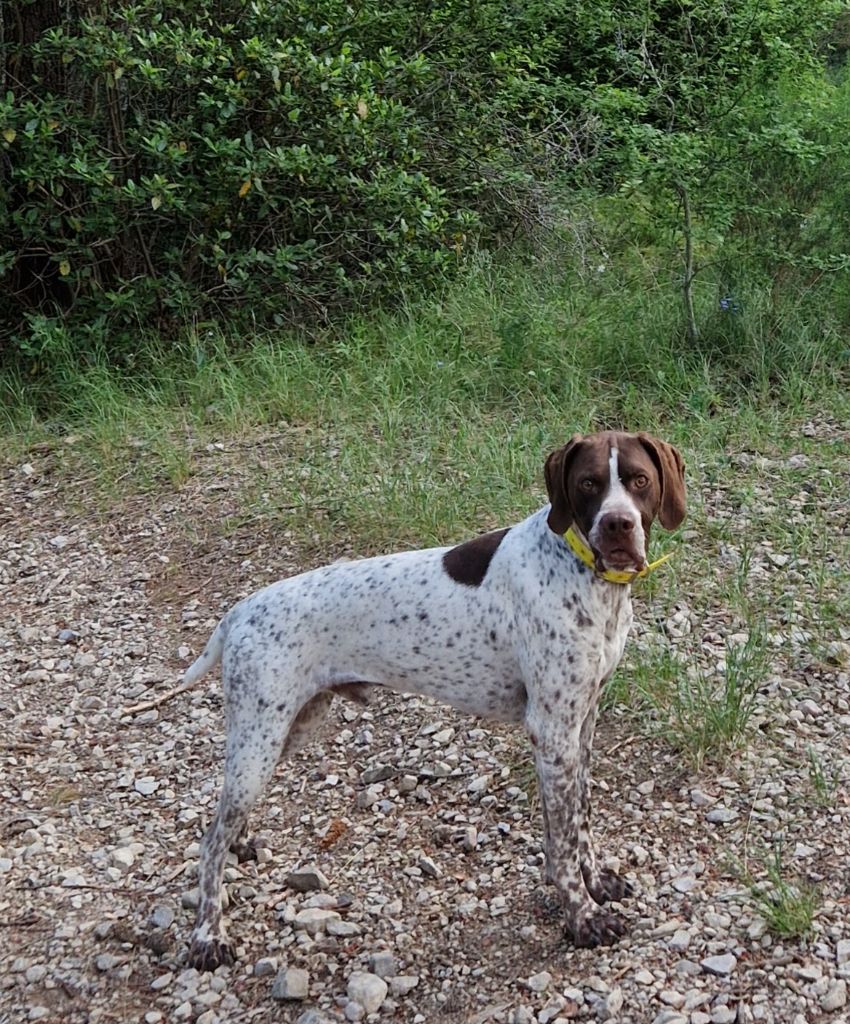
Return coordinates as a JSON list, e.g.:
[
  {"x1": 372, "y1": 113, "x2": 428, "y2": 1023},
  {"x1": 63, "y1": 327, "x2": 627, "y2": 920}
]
[
  {"x1": 0, "y1": 0, "x2": 572, "y2": 359},
  {"x1": 1, "y1": 0, "x2": 847, "y2": 365}
]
